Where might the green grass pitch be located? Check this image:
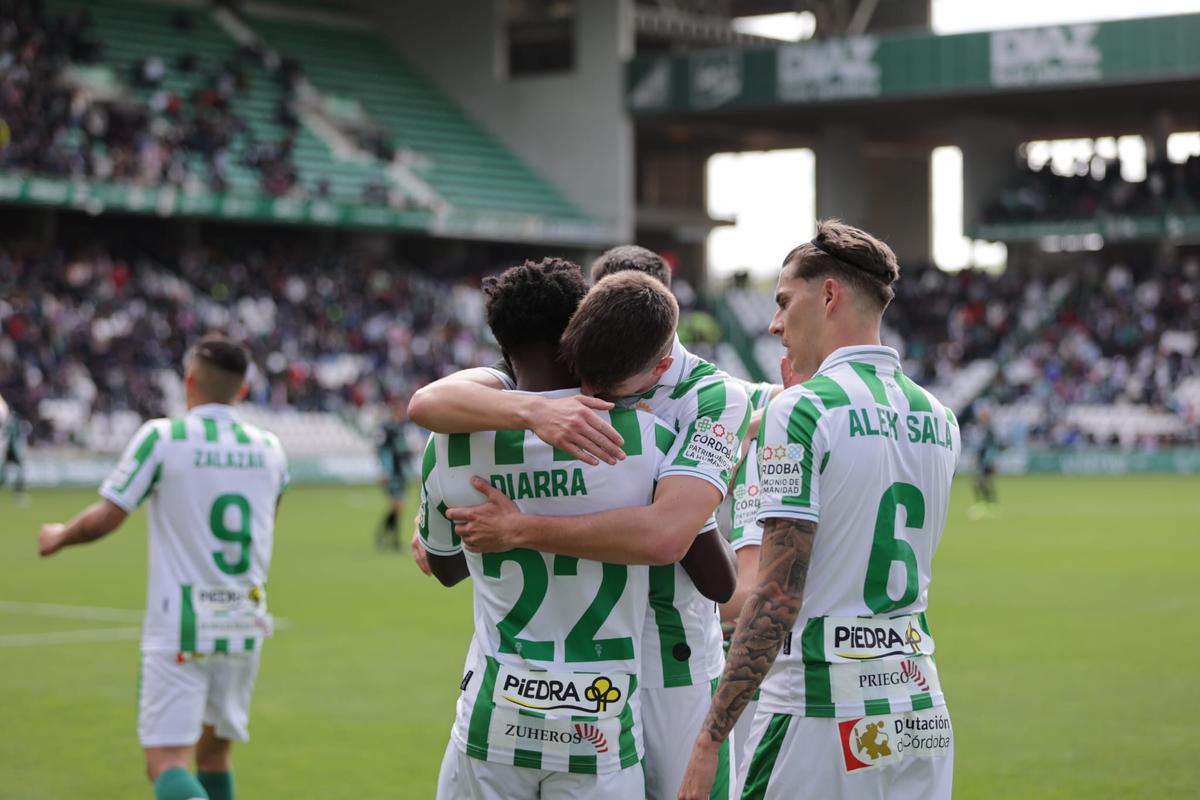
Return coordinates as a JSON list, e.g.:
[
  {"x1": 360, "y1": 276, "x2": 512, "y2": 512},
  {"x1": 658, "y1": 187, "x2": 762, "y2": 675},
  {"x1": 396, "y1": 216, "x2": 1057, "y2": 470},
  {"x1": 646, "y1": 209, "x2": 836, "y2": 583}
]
[{"x1": 1, "y1": 476, "x2": 1197, "y2": 798}]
